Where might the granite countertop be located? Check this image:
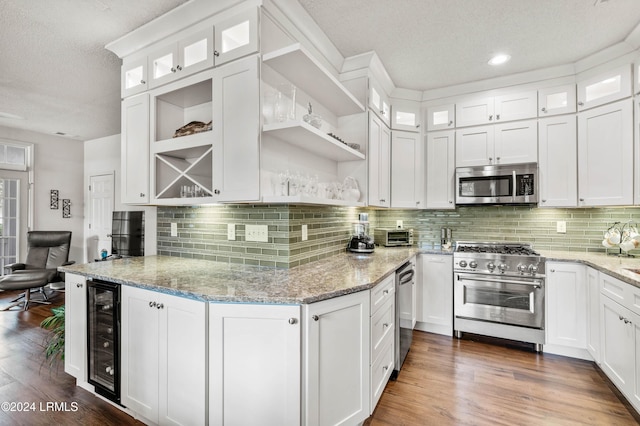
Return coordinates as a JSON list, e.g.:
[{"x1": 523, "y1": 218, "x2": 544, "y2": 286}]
[
  {"x1": 540, "y1": 250, "x2": 640, "y2": 288},
  {"x1": 59, "y1": 247, "x2": 419, "y2": 304}
]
